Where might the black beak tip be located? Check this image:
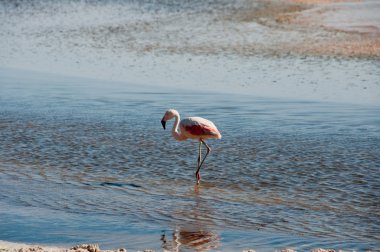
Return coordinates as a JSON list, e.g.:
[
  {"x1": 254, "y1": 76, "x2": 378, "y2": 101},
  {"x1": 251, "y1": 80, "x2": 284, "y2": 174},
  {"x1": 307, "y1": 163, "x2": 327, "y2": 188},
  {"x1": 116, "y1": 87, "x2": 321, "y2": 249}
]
[{"x1": 161, "y1": 120, "x2": 166, "y2": 130}]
